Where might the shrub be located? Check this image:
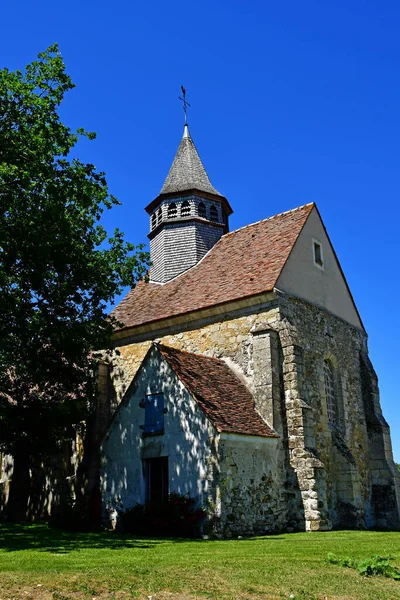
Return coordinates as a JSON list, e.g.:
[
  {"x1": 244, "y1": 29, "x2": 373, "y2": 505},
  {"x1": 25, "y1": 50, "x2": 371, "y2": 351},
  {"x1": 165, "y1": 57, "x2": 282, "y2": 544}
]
[
  {"x1": 327, "y1": 553, "x2": 355, "y2": 568},
  {"x1": 358, "y1": 555, "x2": 400, "y2": 580},
  {"x1": 327, "y1": 553, "x2": 400, "y2": 580},
  {"x1": 118, "y1": 493, "x2": 206, "y2": 538},
  {"x1": 49, "y1": 495, "x2": 102, "y2": 532}
]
